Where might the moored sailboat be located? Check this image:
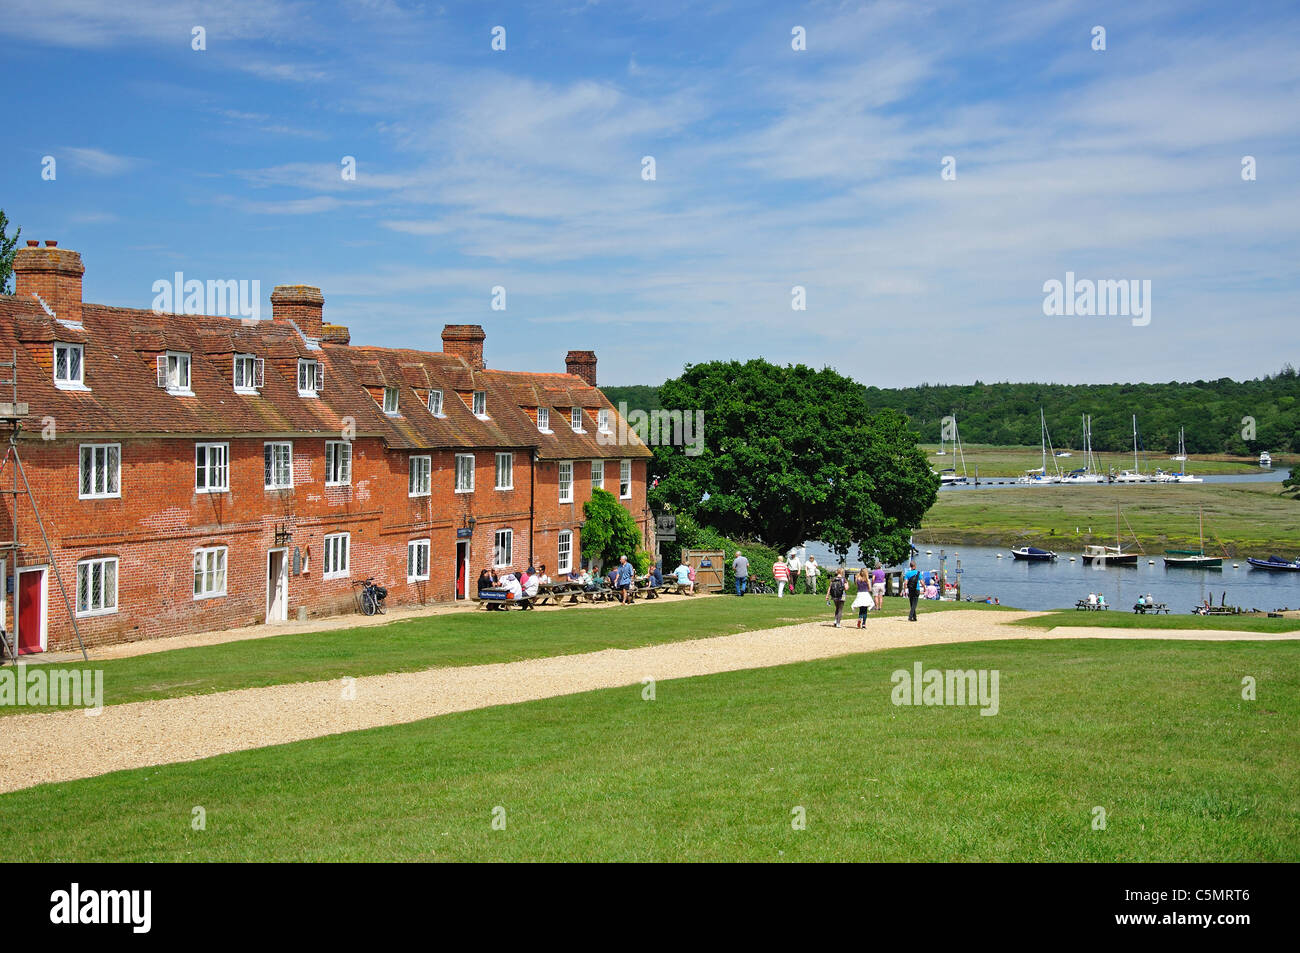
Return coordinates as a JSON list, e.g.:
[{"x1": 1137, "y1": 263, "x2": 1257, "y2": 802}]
[{"x1": 1164, "y1": 507, "x2": 1223, "y2": 568}]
